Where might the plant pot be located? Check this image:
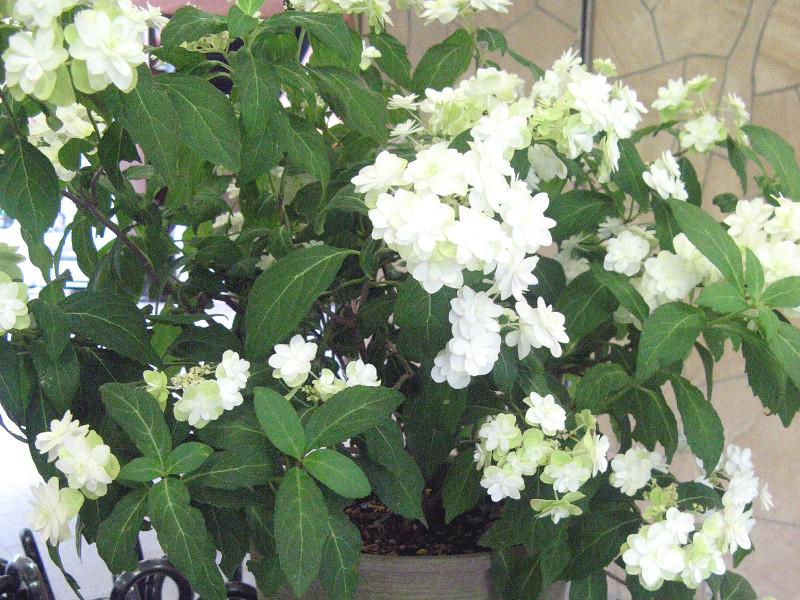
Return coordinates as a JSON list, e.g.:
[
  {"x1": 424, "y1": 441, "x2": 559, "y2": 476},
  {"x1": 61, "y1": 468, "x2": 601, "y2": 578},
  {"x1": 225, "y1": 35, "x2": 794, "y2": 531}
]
[{"x1": 271, "y1": 553, "x2": 569, "y2": 600}]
